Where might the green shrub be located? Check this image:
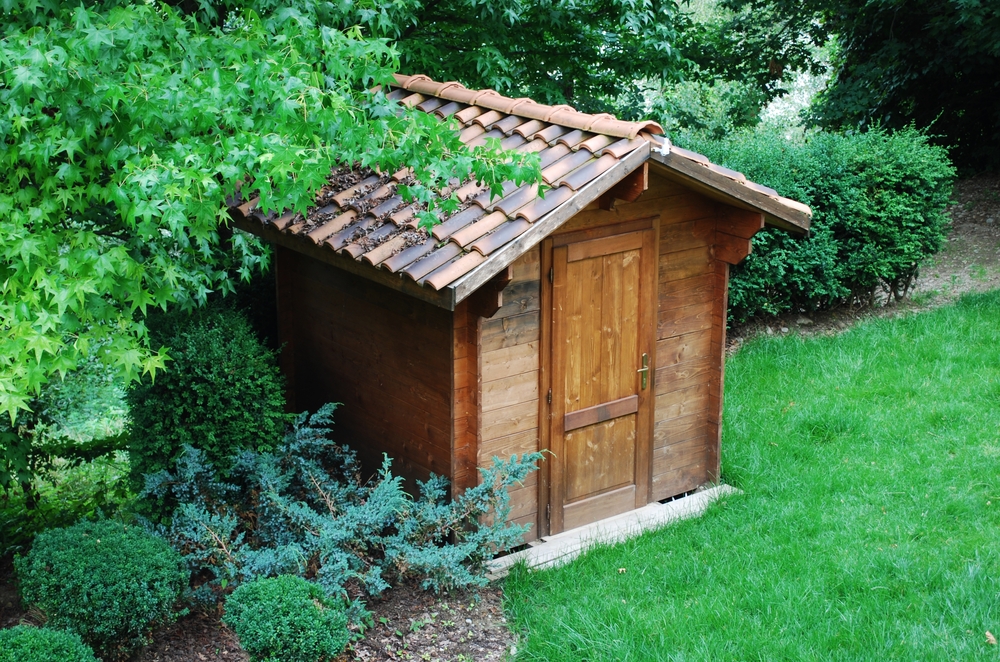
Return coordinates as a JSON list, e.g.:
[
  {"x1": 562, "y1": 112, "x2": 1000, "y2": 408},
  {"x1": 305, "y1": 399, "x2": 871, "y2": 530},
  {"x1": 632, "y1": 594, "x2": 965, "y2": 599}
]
[
  {"x1": 127, "y1": 307, "x2": 288, "y2": 497},
  {"x1": 223, "y1": 575, "x2": 350, "y2": 662},
  {"x1": 144, "y1": 404, "x2": 541, "y2": 613},
  {"x1": 0, "y1": 626, "x2": 99, "y2": 662},
  {"x1": 15, "y1": 520, "x2": 188, "y2": 661},
  {"x1": 679, "y1": 125, "x2": 955, "y2": 322}
]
